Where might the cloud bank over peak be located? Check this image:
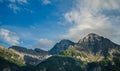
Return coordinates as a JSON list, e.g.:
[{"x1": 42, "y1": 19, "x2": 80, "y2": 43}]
[{"x1": 63, "y1": 0, "x2": 120, "y2": 44}]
